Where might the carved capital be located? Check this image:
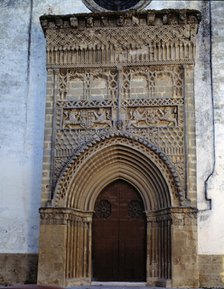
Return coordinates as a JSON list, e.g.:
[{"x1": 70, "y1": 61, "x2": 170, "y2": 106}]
[
  {"x1": 39, "y1": 207, "x2": 93, "y2": 225},
  {"x1": 169, "y1": 207, "x2": 197, "y2": 226}
]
